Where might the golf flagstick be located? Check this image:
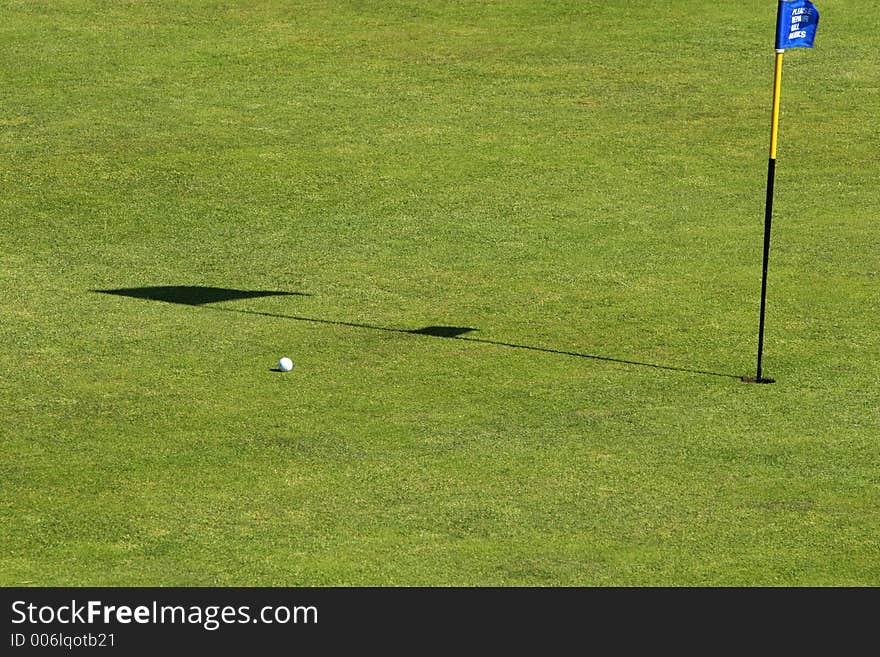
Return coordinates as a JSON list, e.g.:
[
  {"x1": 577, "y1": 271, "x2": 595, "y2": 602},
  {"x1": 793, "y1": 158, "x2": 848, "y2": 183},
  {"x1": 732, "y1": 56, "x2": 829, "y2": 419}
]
[{"x1": 744, "y1": 1, "x2": 819, "y2": 384}]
